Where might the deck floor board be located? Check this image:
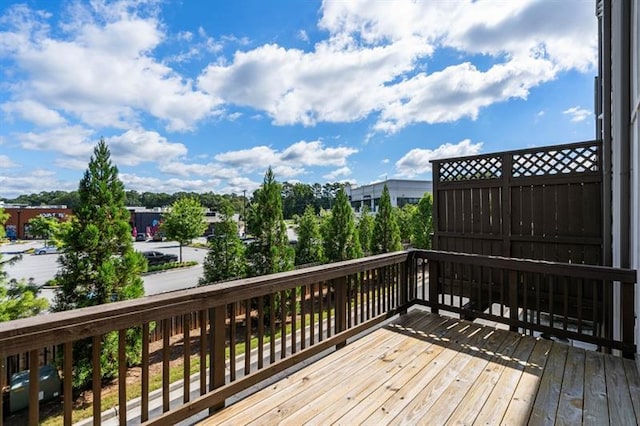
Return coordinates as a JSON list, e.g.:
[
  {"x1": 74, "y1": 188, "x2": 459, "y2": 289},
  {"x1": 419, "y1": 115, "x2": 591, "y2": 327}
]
[{"x1": 199, "y1": 311, "x2": 640, "y2": 426}]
